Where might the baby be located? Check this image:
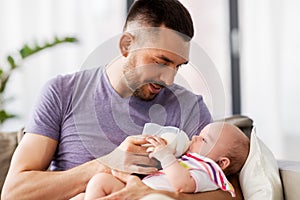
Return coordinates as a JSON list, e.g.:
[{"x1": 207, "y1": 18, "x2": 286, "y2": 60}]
[{"x1": 75, "y1": 122, "x2": 250, "y2": 199}]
